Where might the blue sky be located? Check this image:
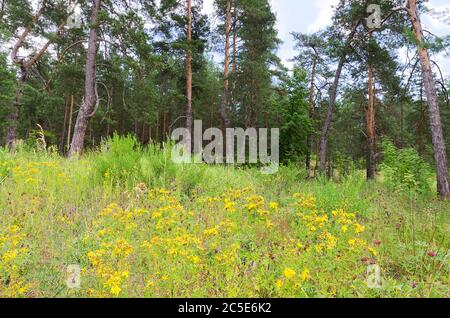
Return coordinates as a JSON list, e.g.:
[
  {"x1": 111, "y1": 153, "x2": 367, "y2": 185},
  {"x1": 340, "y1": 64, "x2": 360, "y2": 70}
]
[{"x1": 204, "y1": 0, "x2": 450, "y2": 77}]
